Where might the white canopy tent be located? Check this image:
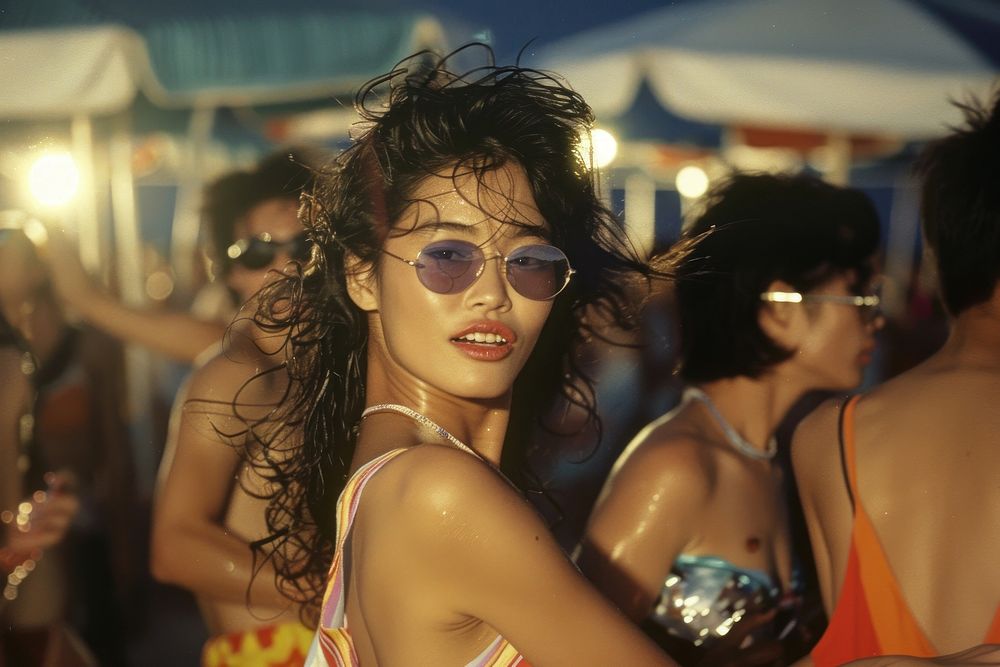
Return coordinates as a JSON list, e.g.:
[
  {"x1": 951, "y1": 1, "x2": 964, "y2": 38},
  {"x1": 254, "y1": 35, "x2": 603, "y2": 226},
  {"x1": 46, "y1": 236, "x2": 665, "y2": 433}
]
[
  {"x1": 540, "y1": 0, "x2": 998, "y2": 138},
  {"x1": 541, "y1": 0, "x2": 998, "y2": 284},
  {"x1": 0, "y1": 26, "x2": 148, "y2": 119}
]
